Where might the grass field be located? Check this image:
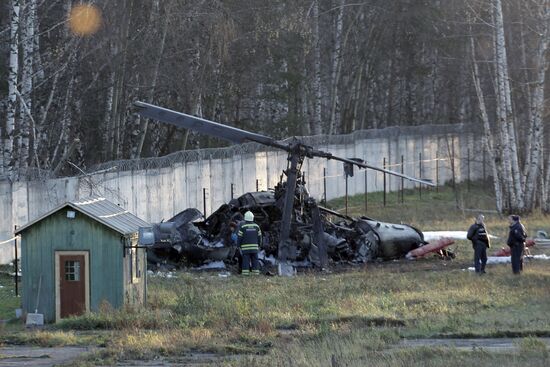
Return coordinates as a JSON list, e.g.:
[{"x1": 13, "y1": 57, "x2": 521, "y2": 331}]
[
  {"x1": 0, "y1": 266, "x2": 19, "y2": 322},
  {"x1": 1, "y1": 182, "x2": 549, "y2": 366}
]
